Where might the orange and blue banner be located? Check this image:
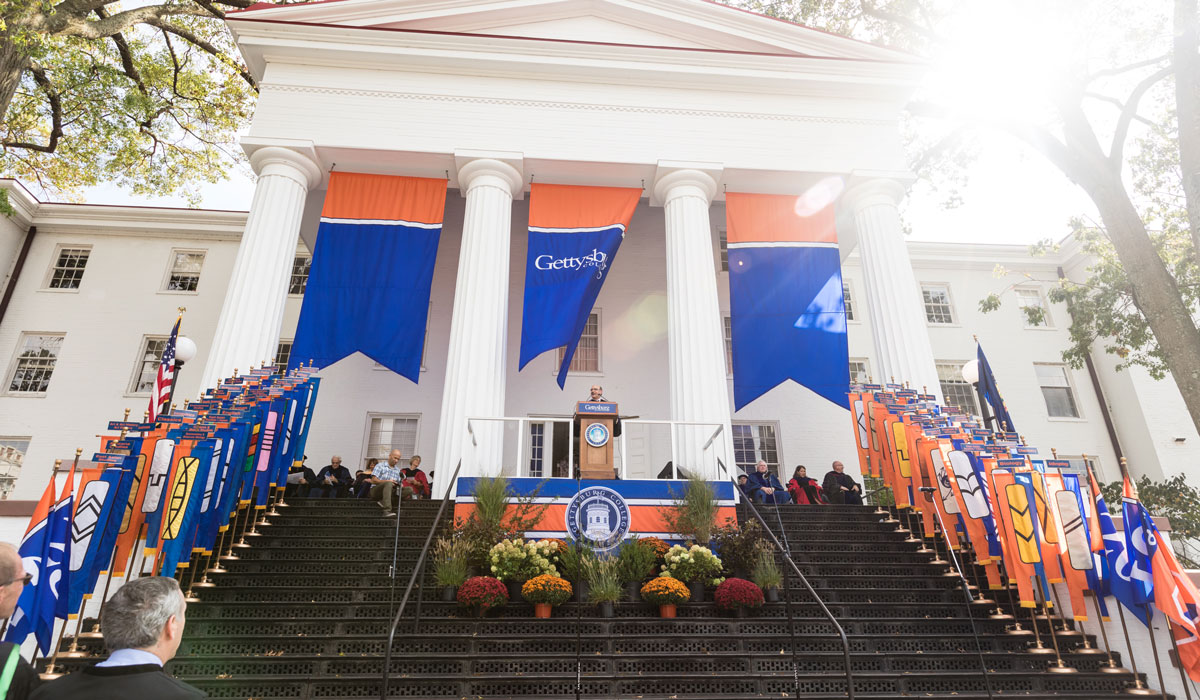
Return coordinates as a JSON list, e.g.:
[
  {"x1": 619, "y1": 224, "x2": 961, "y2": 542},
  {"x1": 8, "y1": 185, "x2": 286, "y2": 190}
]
[
  {"x1": 291, "y1": 172, "x2": 447, "y2": 381},
  {"x1": 519, "y1": 184, "x2": 640, "y2": 387},
  {"x1": 725, "y1": 192, "x2": 848, "y2": 409}
]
